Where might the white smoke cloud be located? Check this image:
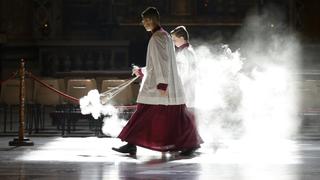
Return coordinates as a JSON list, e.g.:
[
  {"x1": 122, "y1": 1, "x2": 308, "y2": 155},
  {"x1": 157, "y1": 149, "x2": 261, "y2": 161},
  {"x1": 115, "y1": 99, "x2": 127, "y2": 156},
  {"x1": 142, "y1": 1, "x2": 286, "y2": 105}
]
[
  {"x1": 79, "y1": 89, "x2": 103, "y2": 120},
  {"x1": 194, "y1": 45, "x2": 245, "y2": 144},
  {"x1": 79, "y1": 89, "x2": 127, "y2": 137},
  {"x1": 193, "y1": 7, "x2": 302, "y2": 147}
]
